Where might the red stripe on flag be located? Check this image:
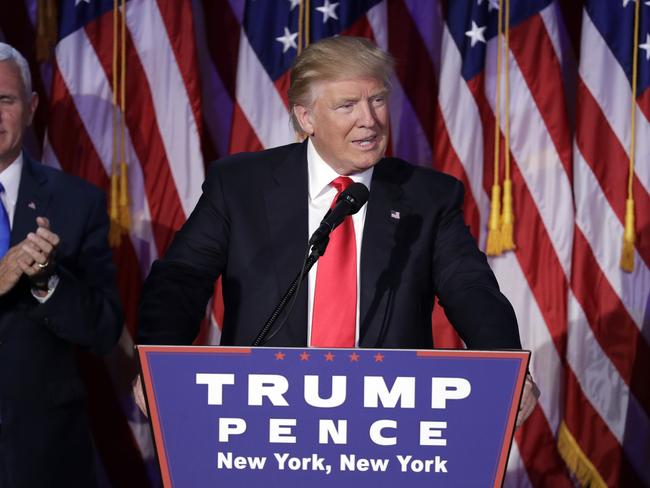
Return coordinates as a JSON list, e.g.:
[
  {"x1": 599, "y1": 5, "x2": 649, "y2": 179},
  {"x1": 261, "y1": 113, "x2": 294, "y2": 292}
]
[
  {"x1": 571, "y1": 227, "x2": 650, "y2": 416},
  {"x1": 576, "y1": 79, "x2": 650, "y2": 266},
  {"x1": 49, "y1": 63, "x2": 144, "y2": 336},
  {"x1": 229, "y1": 102, "x2": 265, "y2": 154},
  {"x1": 48, "y1": 66, "x2": 109, "y2": 189},
  {"x1": 155, "y1": 0, "x2": 204, "y2": 137},
  {"x1": 564, "y1": 368, "x2": 644, "y2": 487},
  {"x1": 468, "y1": 76, "x2": 569, "y2": 357},
  {"x1": 84, "y1": 12, "x2": 187, "y2": 255},
  {"x1": 274, "y1": 71, "x2": 291, "y2": 109},
  {"x1": 341, "y1": 13, "x2": 375, "y2": 39},
  {"x1": 433, "y1": 104, "x2": 481, "y2": 239},
  {"x1": 49, "y1": 68, "x2": 151, "y2": 487},
  {"x1": 387, "y1": 0, "x2": 436, "y2": 147},
  {"x1": 636, "y1": 86, "x2": 650, "y2": 125},
  {"x1": 467, "y1": 69, "x2": 572, "y2": 487},
  {"x1": 509, "y1": 14, "x2": 573, "y2": 180},
  {"x1": 514, "y1": 407, "x2": 574, "y2": 486}
]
